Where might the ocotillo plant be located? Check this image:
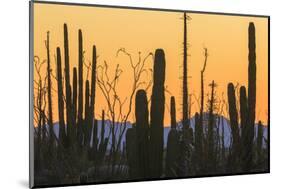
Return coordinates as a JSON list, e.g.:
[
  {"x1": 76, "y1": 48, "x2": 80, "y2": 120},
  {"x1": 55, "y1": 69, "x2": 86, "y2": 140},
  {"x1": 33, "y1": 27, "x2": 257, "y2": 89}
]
[
  {"x1": 56, "y1": 47, "x2": 67, "y2": 147},
  {"x1": 46, "y1": 31, "x2": 54, "y2": 147},
  {"x1": 63, "y1": 23, "x2": 72, "y2": 146},
  {"x1": 165, "y1": 96, "x2": 180, "y2": 177},
  {"x1": 77, "y1": 29, "x2": 84, "y2": 146},
  {"x1": 150, "y1": 48, "x2": 166, "y2": 178},
  {"x1": 227, "y1": 82, "x2": 240, "y2": 171},
  {"x1": 135, "y1": 89, "x2": 150, "y2": 178}
]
